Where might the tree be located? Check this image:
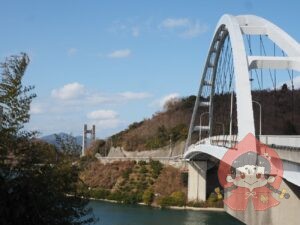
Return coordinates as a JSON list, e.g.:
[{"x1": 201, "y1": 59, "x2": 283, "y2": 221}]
[
  {"x1": 0, "y1": 53, "x2": 95, "y2": 225},
  {"x1": 85, "y1": 139, "x2": 108, "y2": 156},
  {"x1": 55, "y1": 133, "x2": 82, "y2": 157},
  {"x1": 142, "y1": 188, "x2": 154, "y2": 205},
  {"x1": 0, "y1": 53, "x2": 36, "y2": 135}
]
